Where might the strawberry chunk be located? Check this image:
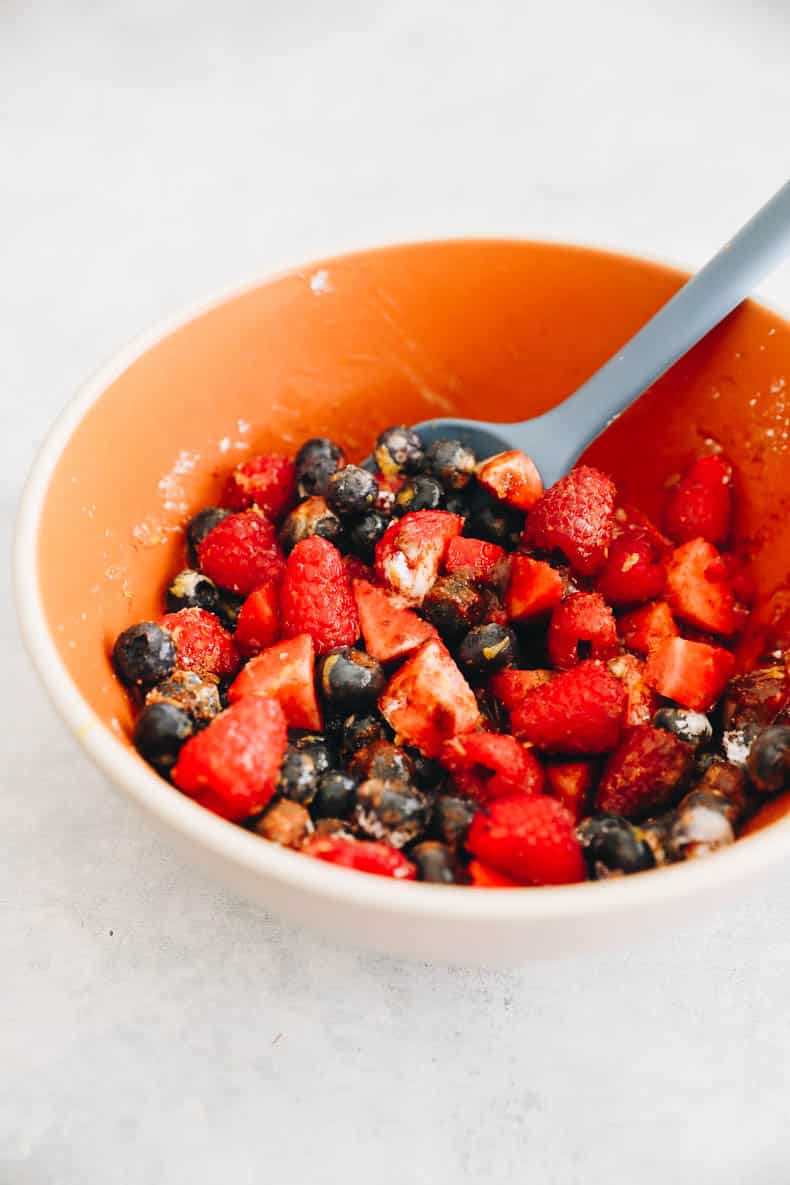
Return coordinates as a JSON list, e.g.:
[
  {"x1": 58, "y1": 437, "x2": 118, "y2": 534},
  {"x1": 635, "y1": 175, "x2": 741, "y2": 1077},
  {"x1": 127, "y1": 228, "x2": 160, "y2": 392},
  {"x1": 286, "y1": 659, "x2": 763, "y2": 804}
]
[
  {"x1": 353, "y1": 579, "x2": 437, "y2": 663},
  {"x1": 223, "y1": 453, "x2": 297, "y2": 520},
  {"x1": 172, "y1": 696, "x2": 287, "y2": 821},
  {"x1": 375, "y1": 510, "x2": 463, "y2": 604},
  {"x1": 523, "y1": 465, "x2": 616, "y2": 576},
  {"x1": 466, "y1": 796, "x2": 586, "y2": 885},
  {"x1": 228, "y1": 633, "x2": 322, "y2": 730},
  {"x1": 467, "y1": 859, "x2": 520, "y2": 888},
  {"x1": 595, "y1": 527, "x2": 666, "y2": 607},
  {"x1": 618, "y1": 601, "x2": 679, "y2": 656},
  {"x1": 544, "y1": 760, "x2": 595, "y2": 823},
  {"x1": 644, "y1": 636, "x2": 736, "y2": 712},
  {"x1": 444, "y1": 537, "x2": 509, "y2": 586},
  {"x1": 302, "y1": 834, "x2": 417, "y2": 880},
  {"x1": 511, "y1": 660, "x2": 626, "y2": 754},
  {"x1": 721, "y1": 553, "x2": 756, "y2": 606},
  {"x1": 663, "y1": 454, "x2": 733, "y2": 546},
  {"x1": 234, "y1": 583, "x2": 280, "y2": 656},
  {"x1": 280, "y1": 536, "x2": 359, "y2": 655},
  {"x1": 378, "y1": 638, "x2": 479, "y2": 757},
  {"x1": 198, "y1": 509, "x2": 285, "y2": 596},
  {"x1": 595, "y1": 724, "x2": 695, "y2": 819},
  {"x1": 161, "y1": 607, "x2": 240, "y2": 680},
  {"x1": 612, "y1": 504, "x2": 672, "y2": 553},
  {"x1": 439, "y1": 732, "x2": 545, "y2": 801},
  {"x1": 490, "y1": 668, "x2": 552, "y2": 713},
  {"x1": 505, "y1": 555, "x2": 564, "y2": 621},
  {"x1": 547, "y1": 592, "x2": 619, "y2": 670},
  {"x1": 665, "y1": 538, "x2": 735, "y2": 635},
  {"x1": 343, "y1": 554, "x2": 375, "y2": 585},
  {"x1": 476, "y1": 450, "x2": 544, "y2": 511},
  {"x1": 607, "y1": 653, "x2": 659, "y2": 726}
]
